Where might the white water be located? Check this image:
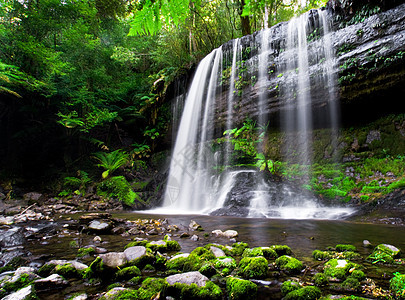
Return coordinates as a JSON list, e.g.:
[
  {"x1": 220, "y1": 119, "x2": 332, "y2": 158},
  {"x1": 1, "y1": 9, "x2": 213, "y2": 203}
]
[{"x1": 155, "y1": 8, "x2": 354, "y2": 219}]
